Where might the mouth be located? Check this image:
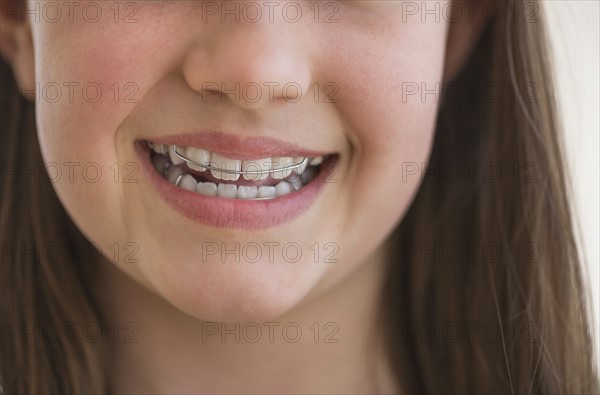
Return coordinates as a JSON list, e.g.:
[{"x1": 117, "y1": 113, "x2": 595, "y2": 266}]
[
  {"x1": 136, "y1": 135, "x2": 338, "y2": 229},
  {"x1": 146, "y1": 141, "x2": 330, "y2": 200}
]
